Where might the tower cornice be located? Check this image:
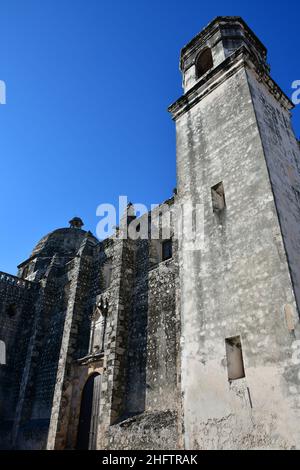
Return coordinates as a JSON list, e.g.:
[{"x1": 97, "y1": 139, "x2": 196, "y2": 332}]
[
  {"x1": 169, "y1": 46, "x2": 293, "y2": 121},
  {"x1": 180, "y1": 16, "x2": 267, "y2": 68}
]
